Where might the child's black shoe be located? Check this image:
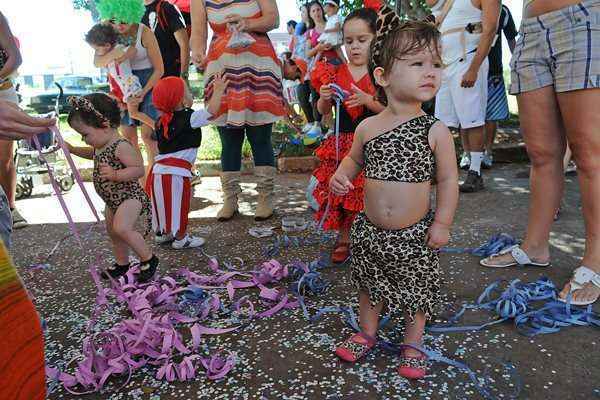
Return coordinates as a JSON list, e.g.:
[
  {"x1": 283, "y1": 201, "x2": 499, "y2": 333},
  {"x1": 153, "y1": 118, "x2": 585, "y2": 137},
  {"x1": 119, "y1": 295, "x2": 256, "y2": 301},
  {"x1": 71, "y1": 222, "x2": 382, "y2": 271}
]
[
  {"x1": 137, "y1": 255, "x2": 159, "y2": 283},
  {"x1": 101, "y1": 262, "x2": 130, "y2": 280}
]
